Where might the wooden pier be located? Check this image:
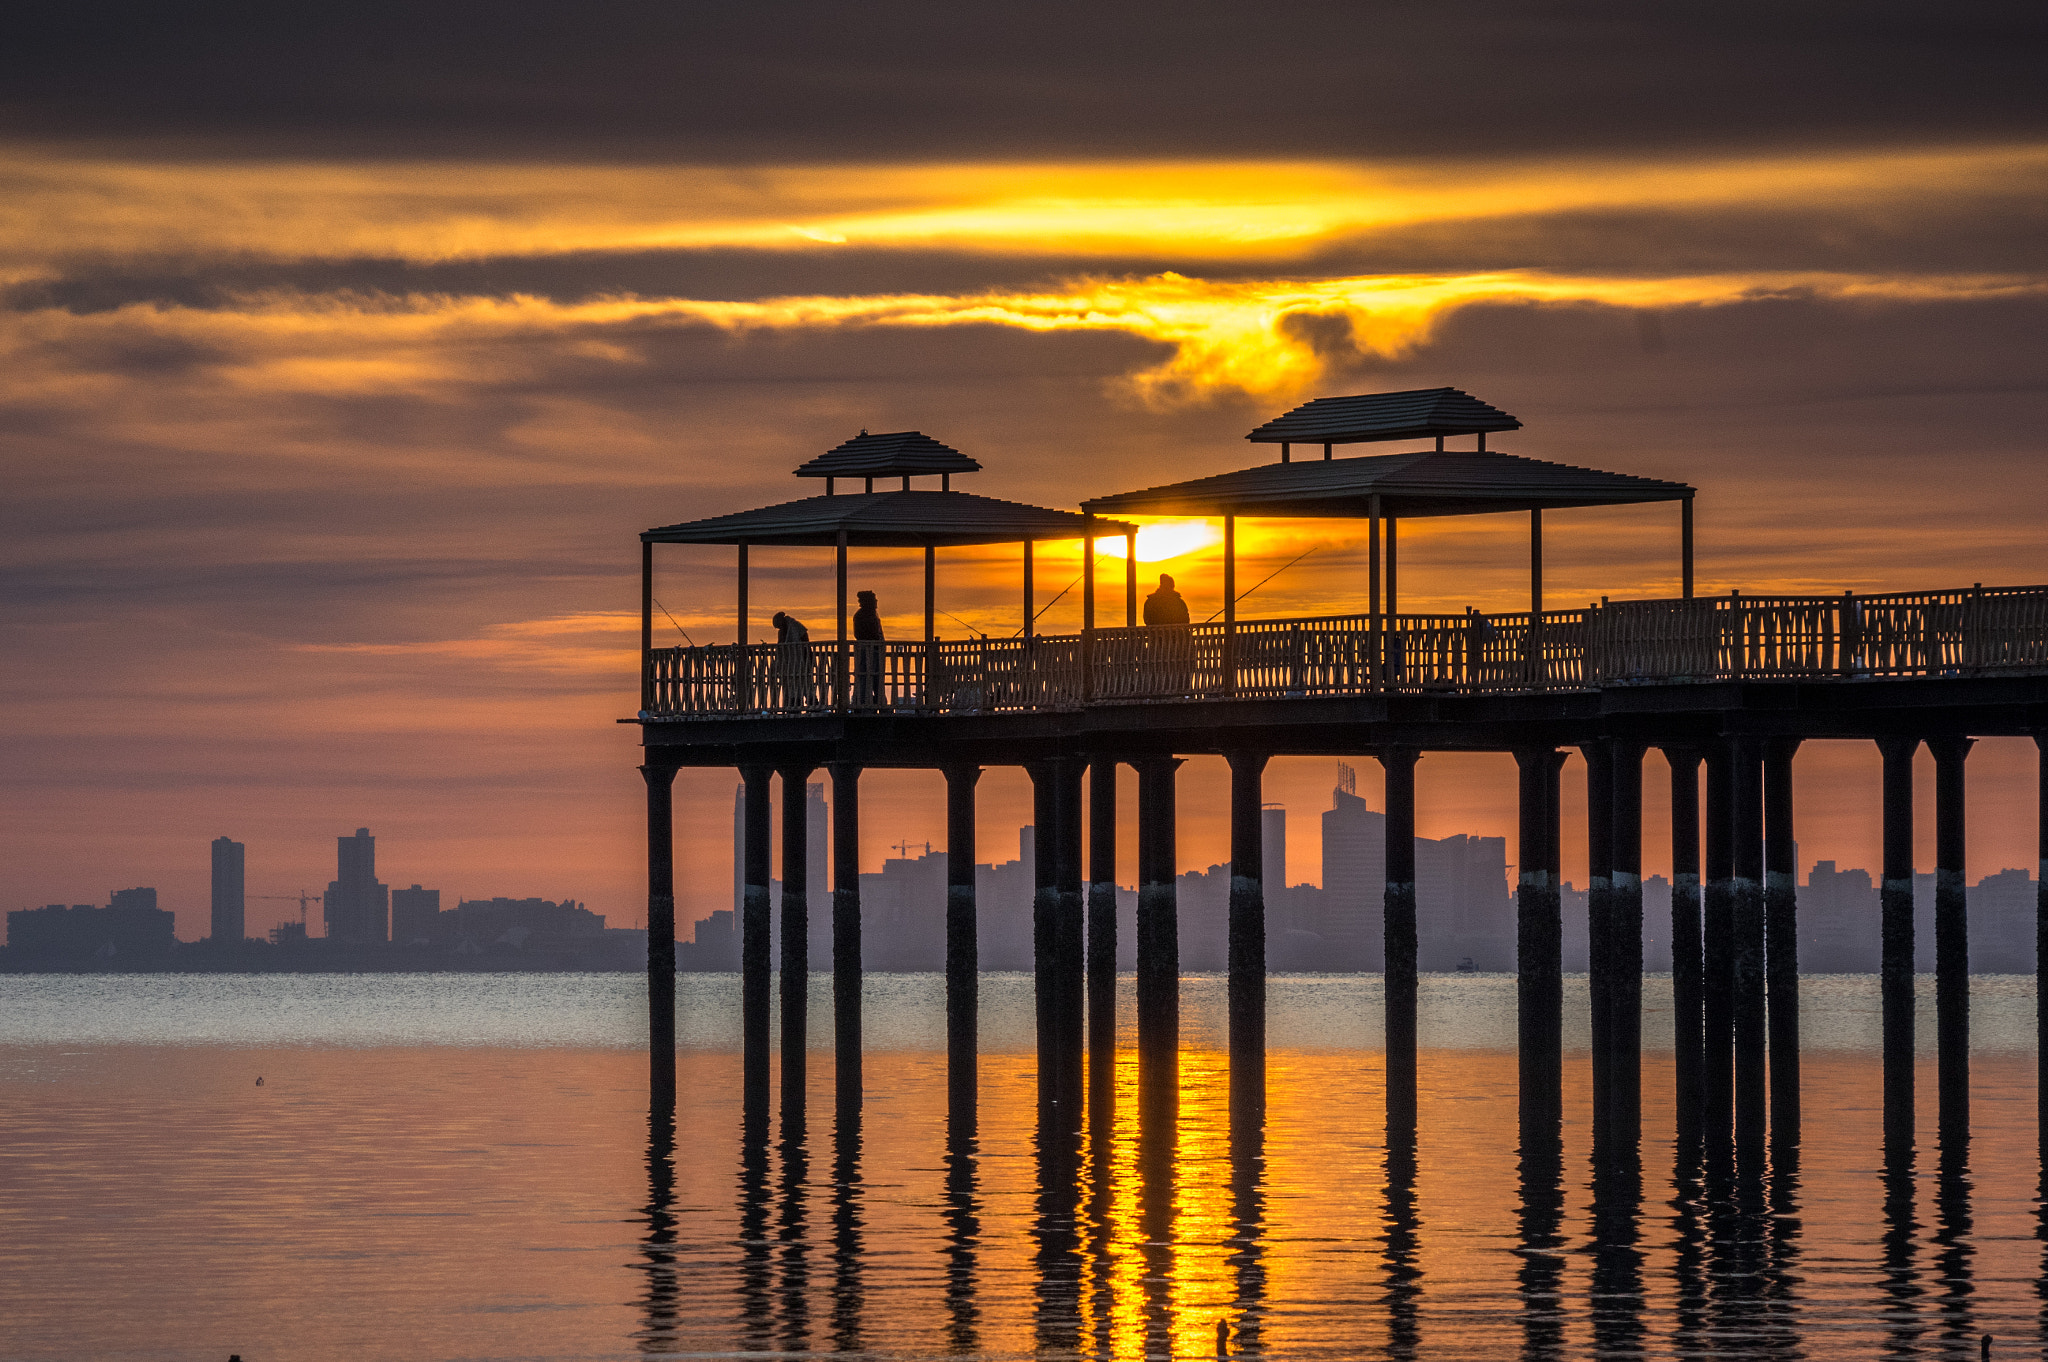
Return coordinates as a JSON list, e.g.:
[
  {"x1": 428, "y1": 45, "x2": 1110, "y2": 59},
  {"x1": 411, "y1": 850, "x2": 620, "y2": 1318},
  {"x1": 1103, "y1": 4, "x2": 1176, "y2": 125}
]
[{"x1": 635, "y1": 391, "x2": 2048, "y2": 1177}]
